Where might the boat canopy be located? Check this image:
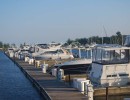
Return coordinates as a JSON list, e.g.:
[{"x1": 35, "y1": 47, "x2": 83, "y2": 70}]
[{"x1": 92, "y1": 46, "x2": 130, "y2": 64}]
